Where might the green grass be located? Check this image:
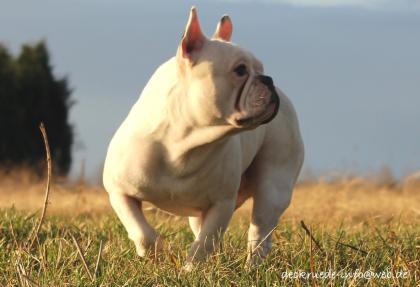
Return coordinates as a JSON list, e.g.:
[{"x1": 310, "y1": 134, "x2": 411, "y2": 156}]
[{"x1": 0, "y1": 208, "x2": 419, "y2": 286}]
